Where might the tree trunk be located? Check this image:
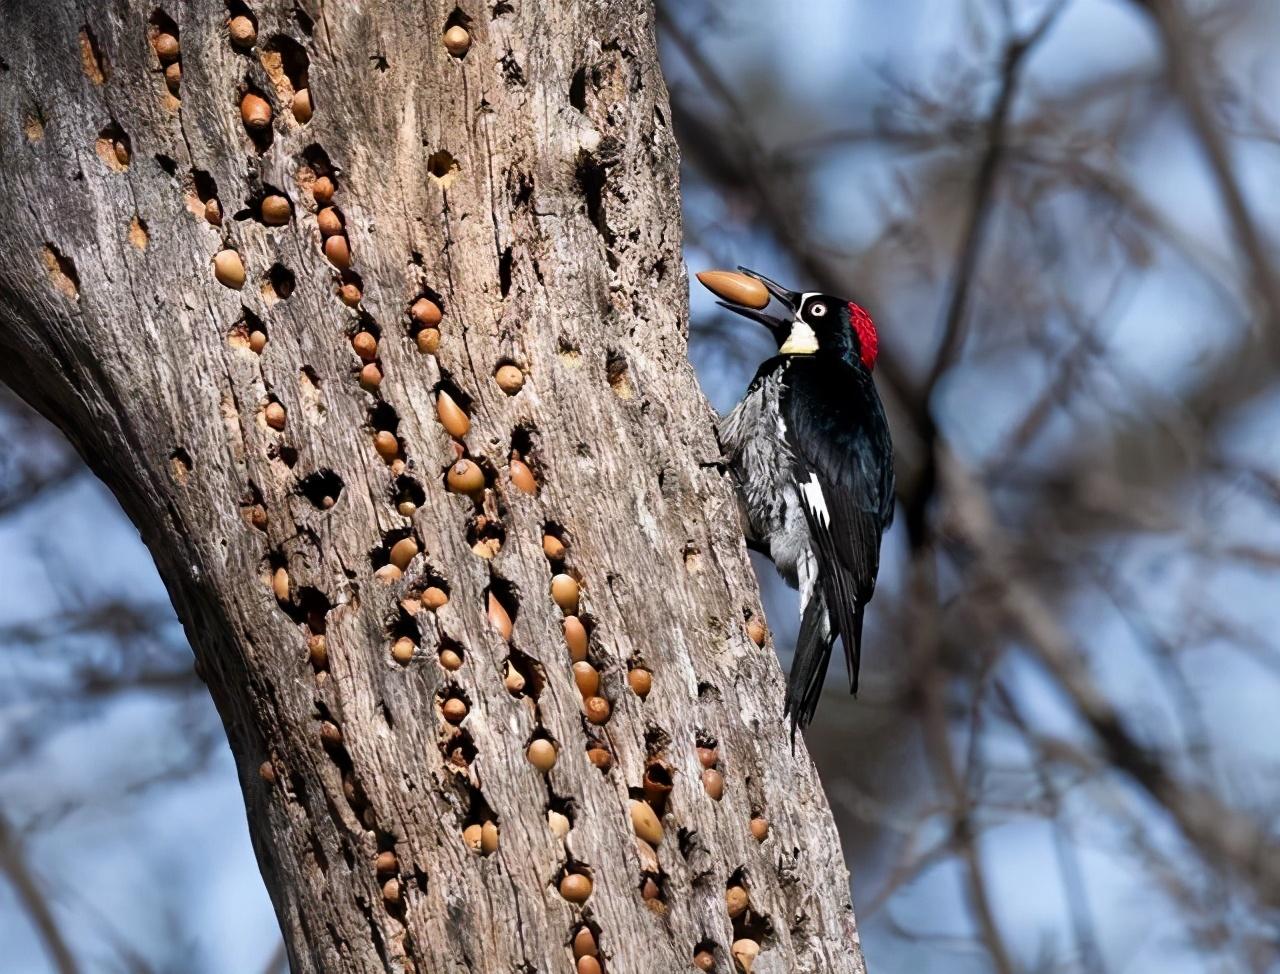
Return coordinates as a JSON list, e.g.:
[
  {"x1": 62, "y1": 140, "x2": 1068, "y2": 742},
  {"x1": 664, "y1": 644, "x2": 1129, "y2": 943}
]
[{"x1": 0, "y1": 1, "x2": 865, "y2": 971}]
